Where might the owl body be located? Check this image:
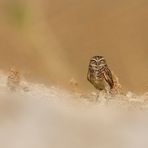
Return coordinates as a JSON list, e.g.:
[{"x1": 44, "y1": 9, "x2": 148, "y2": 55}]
[
  {"x1": 88, "y1": 75, "x2": 106, "y2": 90},
  {"x1": 87, "y1": 56, "x2": 114, "y2": 92}
]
